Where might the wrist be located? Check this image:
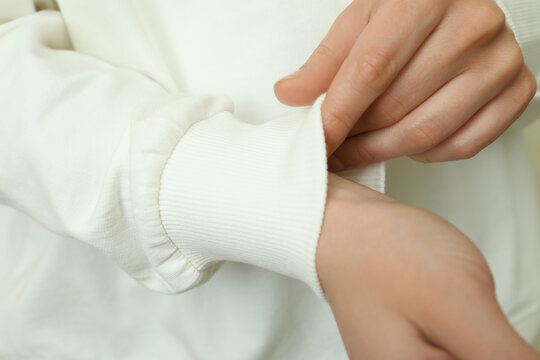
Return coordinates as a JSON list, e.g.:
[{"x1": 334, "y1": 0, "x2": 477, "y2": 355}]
[{"x1": 315, "y1": 173, "x2": 393, "y2": 301}]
